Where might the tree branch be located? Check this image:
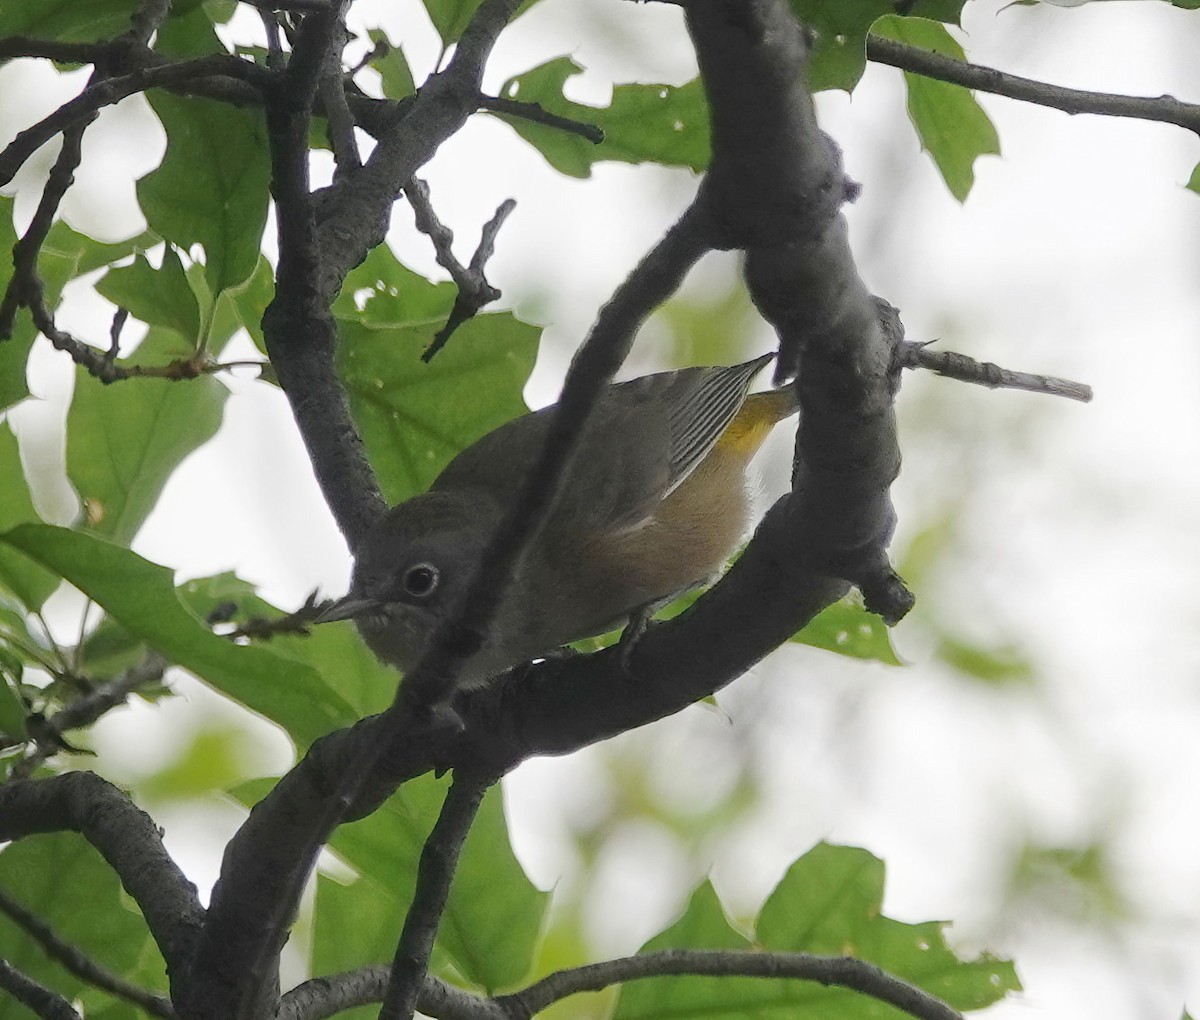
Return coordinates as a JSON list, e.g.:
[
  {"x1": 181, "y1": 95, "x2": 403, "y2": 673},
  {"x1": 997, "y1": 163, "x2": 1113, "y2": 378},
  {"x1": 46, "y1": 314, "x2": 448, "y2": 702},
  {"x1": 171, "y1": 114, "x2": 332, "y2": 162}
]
[
  {"x1": 403, "y1": 177, "x2": 515, "y2": 361},
  {"x1": 0, "y1": 54, "x2": 272, "y2": 188},
  {"x1": 0, "y1": 887, "x2": 175, "y2": 1018},
  {"x1": 379, "y1": 769, "x2": 493, "y2": 1020},
  {"x1": 896, "y1": 340, "x2": 1093, "y2": 402},
  {"x1": 478, "y1": 95, "x2": 605, "y2": 143},
  {"x1": 0, "y1": 960, "x2": 82, "y2": 1020},
  {"x1": 281, "y1": 968, "x2": 502, "y2": 1020},
  {"x1": 867, "y1": 34, "x2": 1200, "y2": 135},
  {"x1": 499, "y1": 949, "x2": 962, "y2": 1020},
  {"x1": 0, "y1": 773, "x2": 203, "y2": 985},
  {"x1": 11, "y1": 652, "x2": 168, "y2": 779}
]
